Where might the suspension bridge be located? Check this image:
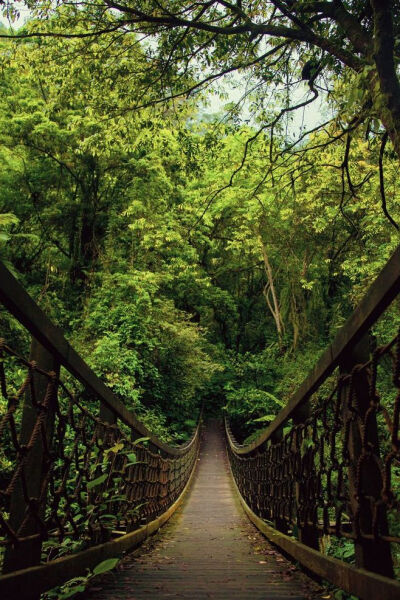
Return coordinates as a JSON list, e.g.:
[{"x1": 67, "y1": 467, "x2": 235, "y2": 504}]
[{"x1": 0, "y1": 247, "x2": 400, "y2": 600}]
